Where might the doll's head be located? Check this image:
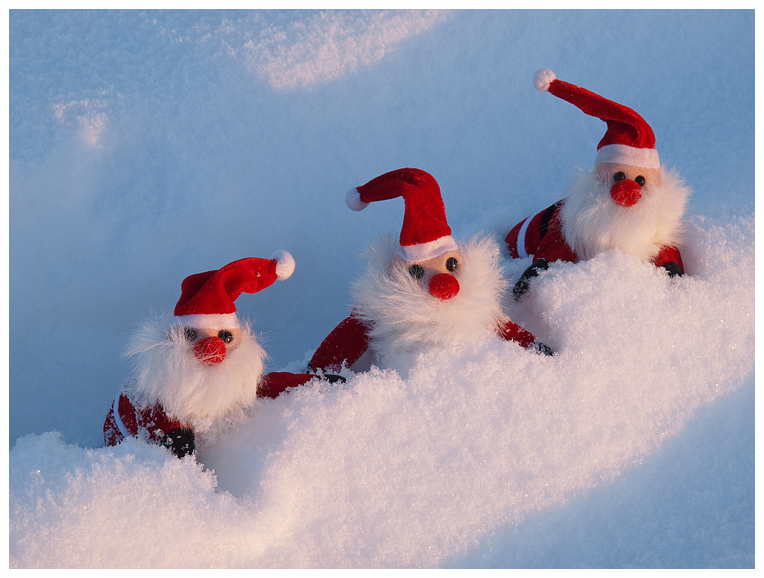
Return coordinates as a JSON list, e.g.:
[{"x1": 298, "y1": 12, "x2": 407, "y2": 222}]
[
  {"x1": 534, "y1": 68, "x2": 690, "y2": 261},
  {"x1": 344, "y1": 168, "x2": 507, "y2": 360},
  {"x1": 125, "y1": 253, "x2": 295, "y2": 431}
]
